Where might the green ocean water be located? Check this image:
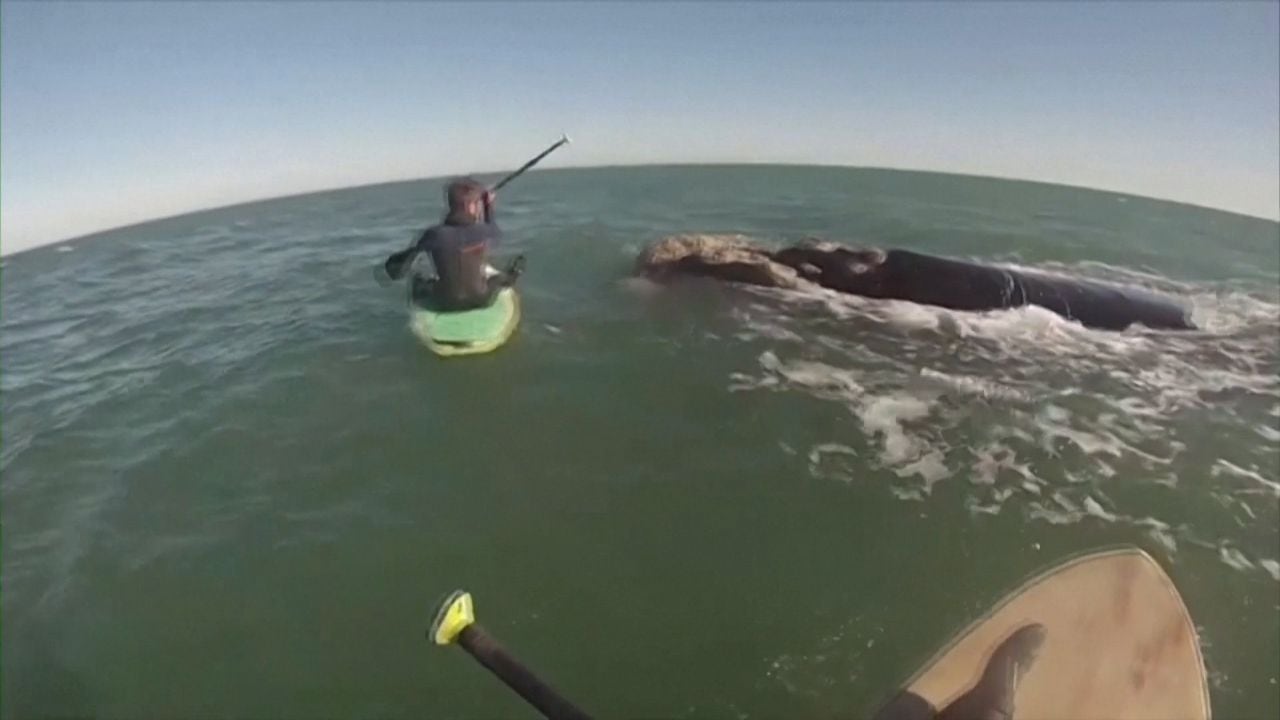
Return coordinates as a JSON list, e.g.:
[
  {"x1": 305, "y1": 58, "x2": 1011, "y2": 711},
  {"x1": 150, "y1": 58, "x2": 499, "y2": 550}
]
[{"x1": 2, "y1": 165, "x2": 1277, "y2": 719}]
